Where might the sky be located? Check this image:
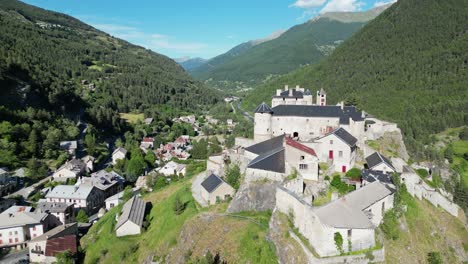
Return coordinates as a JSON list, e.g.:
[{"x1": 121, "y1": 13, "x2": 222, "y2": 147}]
[{"x1": 22, "y1": 0, "x2": 396, "y2": 59}]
